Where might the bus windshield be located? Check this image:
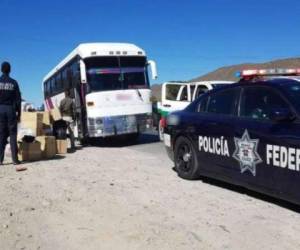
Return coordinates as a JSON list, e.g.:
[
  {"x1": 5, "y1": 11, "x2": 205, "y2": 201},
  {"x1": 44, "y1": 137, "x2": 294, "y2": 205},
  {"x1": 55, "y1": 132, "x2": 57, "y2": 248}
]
[{"x1": 85, "y1": 56, "x2": 149, "y2": 92}]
